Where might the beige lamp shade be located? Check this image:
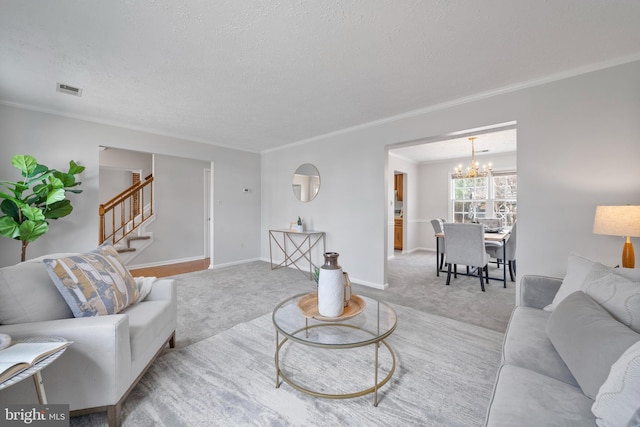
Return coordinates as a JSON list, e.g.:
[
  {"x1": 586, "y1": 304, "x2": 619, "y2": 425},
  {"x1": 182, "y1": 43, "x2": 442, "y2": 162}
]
[
  {"x1": 593, "y1": 205, "x2": 640, "y2": 268},
  {"x1": 593, "y1": 206, "x2": 640, "y2": 237}
]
